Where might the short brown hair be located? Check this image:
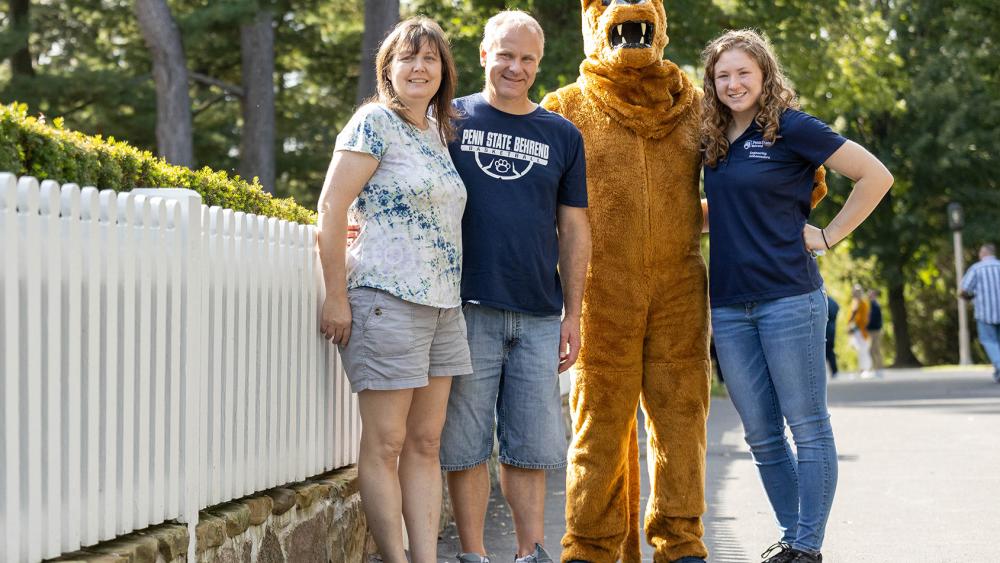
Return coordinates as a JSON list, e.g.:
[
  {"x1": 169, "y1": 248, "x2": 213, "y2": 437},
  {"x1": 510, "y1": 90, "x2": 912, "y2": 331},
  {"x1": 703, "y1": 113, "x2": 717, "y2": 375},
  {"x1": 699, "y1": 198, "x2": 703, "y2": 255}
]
[
  {"x1": 481, "y1": 10, "x2": 545, "y2": 56},
  {"x1": 374, "y1": 17, "x2": 458, "y2": 143}
]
